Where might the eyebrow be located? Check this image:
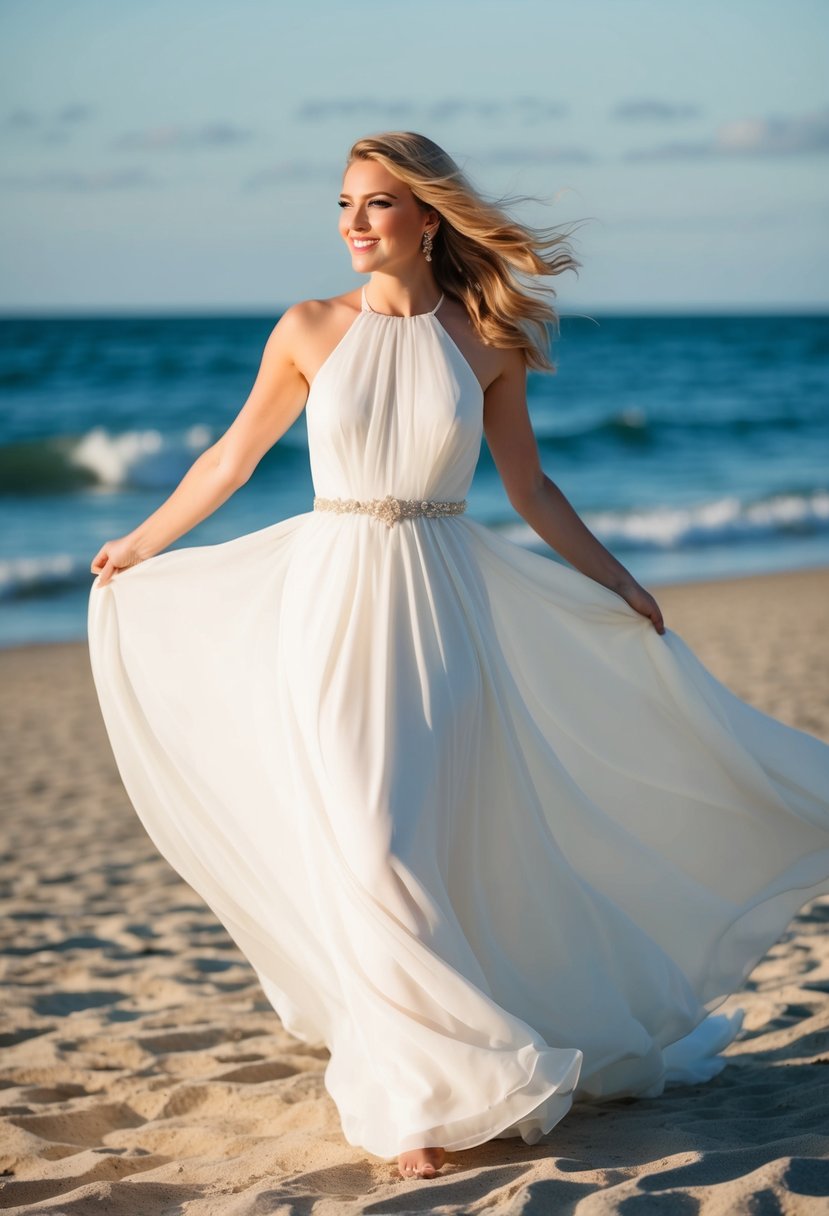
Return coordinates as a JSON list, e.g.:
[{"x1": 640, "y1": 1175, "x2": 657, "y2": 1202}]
[{"x1": 338, "y1": 191, "x2": 399, "y2": 199}]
